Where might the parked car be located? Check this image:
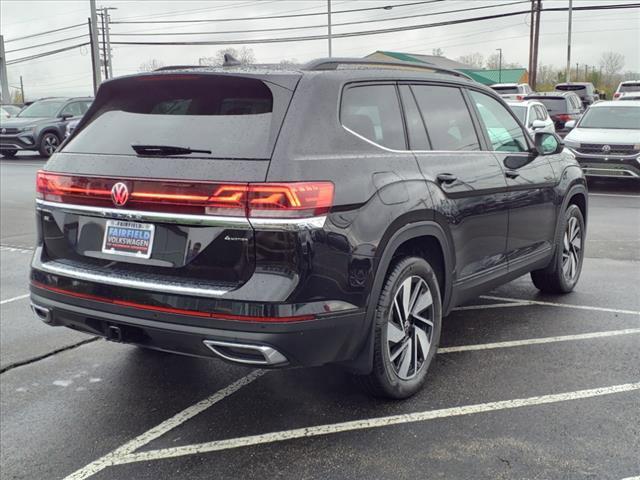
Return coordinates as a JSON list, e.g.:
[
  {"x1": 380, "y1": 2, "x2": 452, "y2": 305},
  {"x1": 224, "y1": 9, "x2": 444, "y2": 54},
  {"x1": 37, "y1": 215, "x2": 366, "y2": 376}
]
[
  {"x1": 554, "y1": 82, "x2": 597, "y2": 108},
  {"x1": 0, "y1": 97, "x2": 92, "y2": 158},
  {"x1": 507, "y1": 100, "x2": 555, "y2": 136},
  {"x1": 613, "y1": 80, "x2": 640, "y2": 100},
  {"x1": 563, "y1": 100, "x2": 640, "y2": 180},
  {"x1": 0, "y1": 107, "x2": 10, "y2": 119},
  {"x1": 524, "y1": 91, "x2": 583, "y2": 136},
  {"x1": 30, "y1": 59, "x2": 587, "y2": 399},
  {"x1": 619, "y1": 93, "x2": 640, "y2": 101},
  {"x1": 1, "y1": 104, "x2": 23, "y2": 117},
  {"x1": 65, "y1": 118, "x2": 80, "y2": 138},
  {"x1": 490, "y1": 82, "x2": 533, "y2": 101}
]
